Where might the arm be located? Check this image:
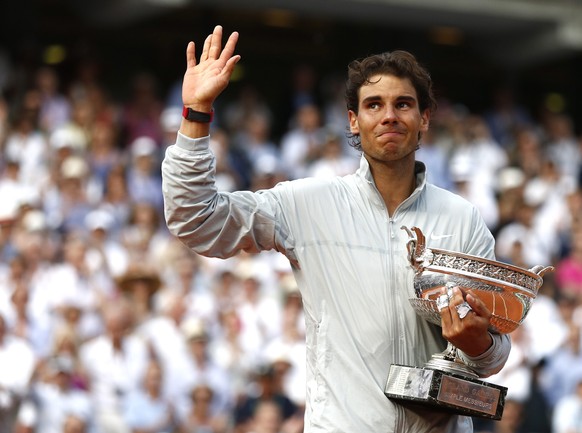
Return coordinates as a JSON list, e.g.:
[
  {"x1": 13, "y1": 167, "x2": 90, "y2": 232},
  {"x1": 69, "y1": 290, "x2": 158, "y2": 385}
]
[{"x1": 162, "y1": 26, "x2": 289, "y2": 258}]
